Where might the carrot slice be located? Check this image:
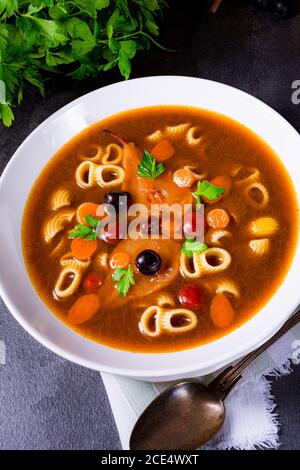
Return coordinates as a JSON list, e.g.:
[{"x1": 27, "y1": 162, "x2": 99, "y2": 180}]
[
  {"x1": 71, "y1": 238, "x2": 98, "y2": 260},
  {"x1": 68, "y1": 294, "x2": 100, "y2": 325},
  {"x1": 210, "y1": 293, "x2": 234, "y2": 328},
  {"x1": 151, "y1": 139, "x2": 175, "y2": 161},
  {"x1": 110, "y1": 251, "x2": 131, "y2": 269},
  {"x1": 173, "y1": 168, "x2": 196, "y2": 188},
  {"x1": 77, "y1": 202, "x2": 99, "y2": 224},
  {"x1": 207, "y1": 208, "x2": 230, "y2": 229},
  {"x1": 203, "y1": 175, "x2": 232, "y2": 205}
]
